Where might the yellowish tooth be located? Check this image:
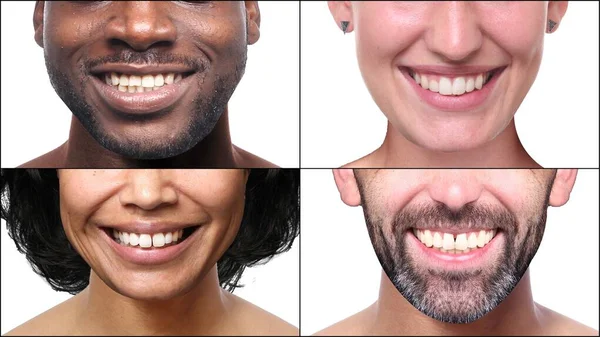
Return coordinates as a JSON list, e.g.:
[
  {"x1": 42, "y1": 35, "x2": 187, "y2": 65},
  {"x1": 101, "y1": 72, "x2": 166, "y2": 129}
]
[
  {"x1": 433, "y1": 232, "x2": 443, "y2": 248},
  {"x1": 172, "y1": 230, "x2": 179, "y2": 242},
  {"x1": 113, "y1": 229, "x2": 119, "y2": 239},
  {"x1": 475, "y1": 74, "x2": 483, "y2": 90},
  {"x1": 141, "y1": 75, "x2": 155, "y2": 88},
  {"x1": 165, "y1": 73, "x2": 175, "y2": 84},
  {"x1": 136, "y1": 86, "x2": 144, "y2": 93},
  {"x1": 414, "y1": 73, "x2": 421, "y2": 84},
  {"x1": 119, "y1": 74, "x2": 129, "y2": 86},
  {"x1": 129, "y1": 75, "x2": 142, "y2": 87},
  {"x1": 477, "y1": 230, "x2": 486, "y2": 247},
  {"x1": 421, "y1": 75, "x2": 429, "y2": 90},
  {"x1": 468, "y1": 233, "x2": 478, "y2": 248},
  {"x1": 153, "y1": 87, "x2": 160, "y2": 90},
  {"x1": 174, "y1": 74, "x2": 183, "y2": 83},
  {"x1": 111, "y1": 73, "x2": 120, "y2": 86},
  {"x1": 128, "y1": 86, "x2": 136, "y2": 93},
  {"x1": 154, "y1": 74, "x2": 164, "y2": 87},
  {"x1": 442, "y1": 233, "x2": 454, "y2": 250},
  {"x1": 118, "y1": 85, "x2": 127, "y2": 92},
  {"x1": 424, "y1": 230, "x2": 433, "y2": 248},
  {"x1": 463, "y1": 248, "x2": 470, "y2": 253},
  {"x1": 105, "y1": 74, "x2": 111, "y2": 85},
  {"x1": 144, "y1": 87, "x2": 153, "y2": 92},
  {"x1": 455, "y1": 233, "x2": 468, "y2": 250}
]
